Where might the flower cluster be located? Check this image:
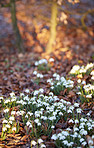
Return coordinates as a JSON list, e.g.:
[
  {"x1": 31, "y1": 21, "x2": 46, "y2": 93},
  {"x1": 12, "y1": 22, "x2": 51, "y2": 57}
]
[
  {"x1": 47, "y1": 73, "x2": 74, "y2": 95},
  {"x1": 35, "y1": 58, "x2": 51, "y2": 72},
  {"x1": 70, "y1": 63, "x2": 94, "y2": 75},
  {"x1": 77, "y1": 83, "x2": 94, "y2": 103},
  {"x1": 51, "y1": 117, "x2": 94, "y2": 147}
]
